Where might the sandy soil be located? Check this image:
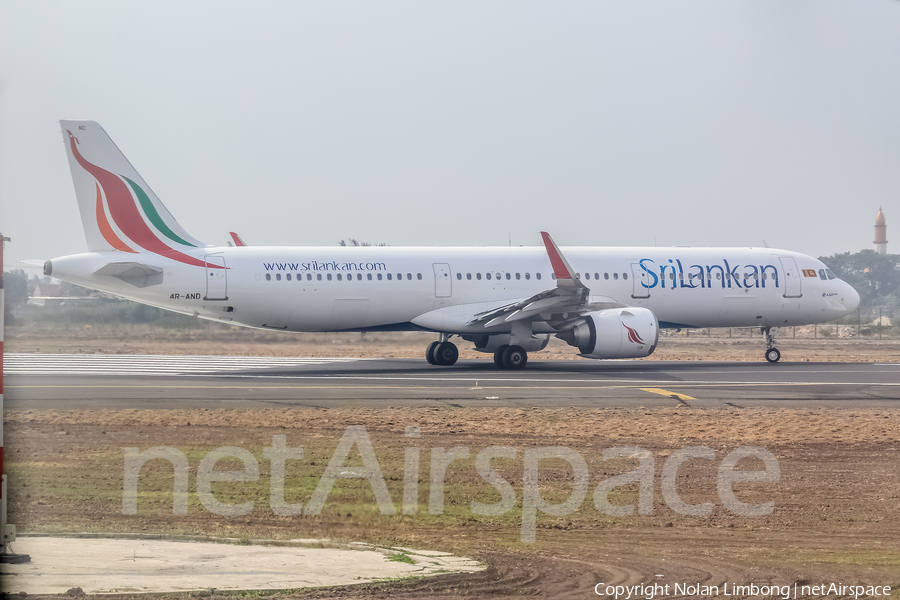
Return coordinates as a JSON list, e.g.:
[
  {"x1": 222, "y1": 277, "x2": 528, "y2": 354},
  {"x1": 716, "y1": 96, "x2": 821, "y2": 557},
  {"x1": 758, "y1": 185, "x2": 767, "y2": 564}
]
[{"x1": 4, "y1": 406, "x2": 899, "y2": 599}]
